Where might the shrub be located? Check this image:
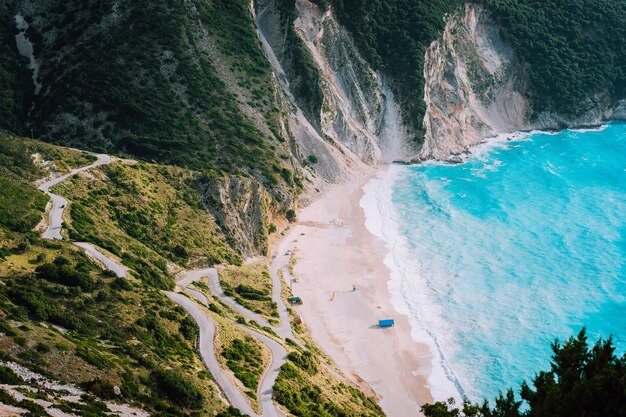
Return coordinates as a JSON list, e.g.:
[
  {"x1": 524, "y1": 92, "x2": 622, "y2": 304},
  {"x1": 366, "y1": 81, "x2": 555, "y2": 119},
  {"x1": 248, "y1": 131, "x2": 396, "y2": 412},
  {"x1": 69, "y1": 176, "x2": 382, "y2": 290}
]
[
  {"x1": 81, "y1": 378, "x2": 116, "y2": 400},
  {"x1": 421, "y1": 330, "x2": 626, "y2": 417},
  {"x1": 235, "y1": 284, "x2": 270, "y2": 301},
  {"x1": 152, "y1": 369, "x2": 203, "y2": 409},
  {"x1": 111, "y1": 277, "x2": 132, "y2": 291},
  {"x1": 287, "y1": 351, "x2": 317, "y2": 375},
  {"x1": 179, "y1": 316, "x2": 198, "y2": 342},
  {"x1": 221, "y1": 337, "x2": 263, "y2": 390},
  {"x1": 36, "y1": 261, "x2": 95, "y2": 291},
  {"x1": 76, "y1": 346, "x2": 112, "y2": 370},
  {"x1": 216, "y1": 406, "x2": 247, "y2": 417},
  {"x1": 35, "y1": 343, "x2": 50, "y2": 353},
  {"x1": 0, "y1": 365, "x2": 20, "y2": 384}
]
